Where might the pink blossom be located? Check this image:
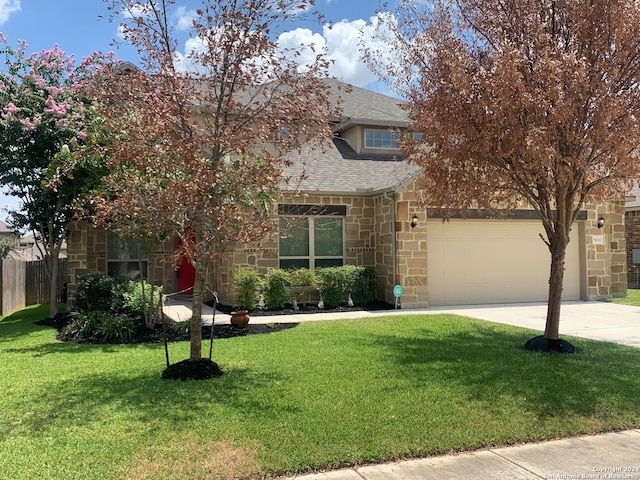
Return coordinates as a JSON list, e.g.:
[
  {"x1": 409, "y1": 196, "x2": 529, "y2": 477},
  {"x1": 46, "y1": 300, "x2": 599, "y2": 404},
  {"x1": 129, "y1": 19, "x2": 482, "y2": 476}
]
[
  {"x1": 1, "y1": 102, "x2": 20, "y2": 120},
  {"x1": 77, "y1": 131, "x2": 87, "y2": 141},
  {"x1": 0, "y1": 33, "x2": 7, "y2": 43},
  {"x1": 19, "y1": 116, "x2": 42, "y2": 131},
  {"x1": 46, "y1": 85, "x2": 64, "y2": 96},
  {"x1": 44, "y1": 95, "x2": 70, "y2": 116}
]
